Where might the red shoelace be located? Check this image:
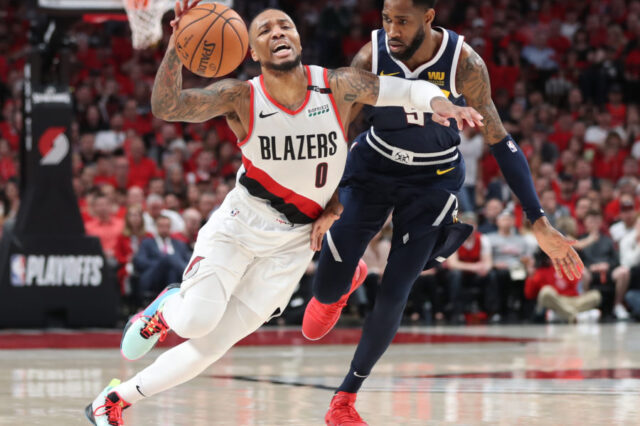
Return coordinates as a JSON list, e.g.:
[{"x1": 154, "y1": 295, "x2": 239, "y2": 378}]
[
  {"x1": 93, "y1": 395, "x2": 129, "y2": 426},
  {"x1": 139, "y1": 311, "x2": 169, "y2": 342}
]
